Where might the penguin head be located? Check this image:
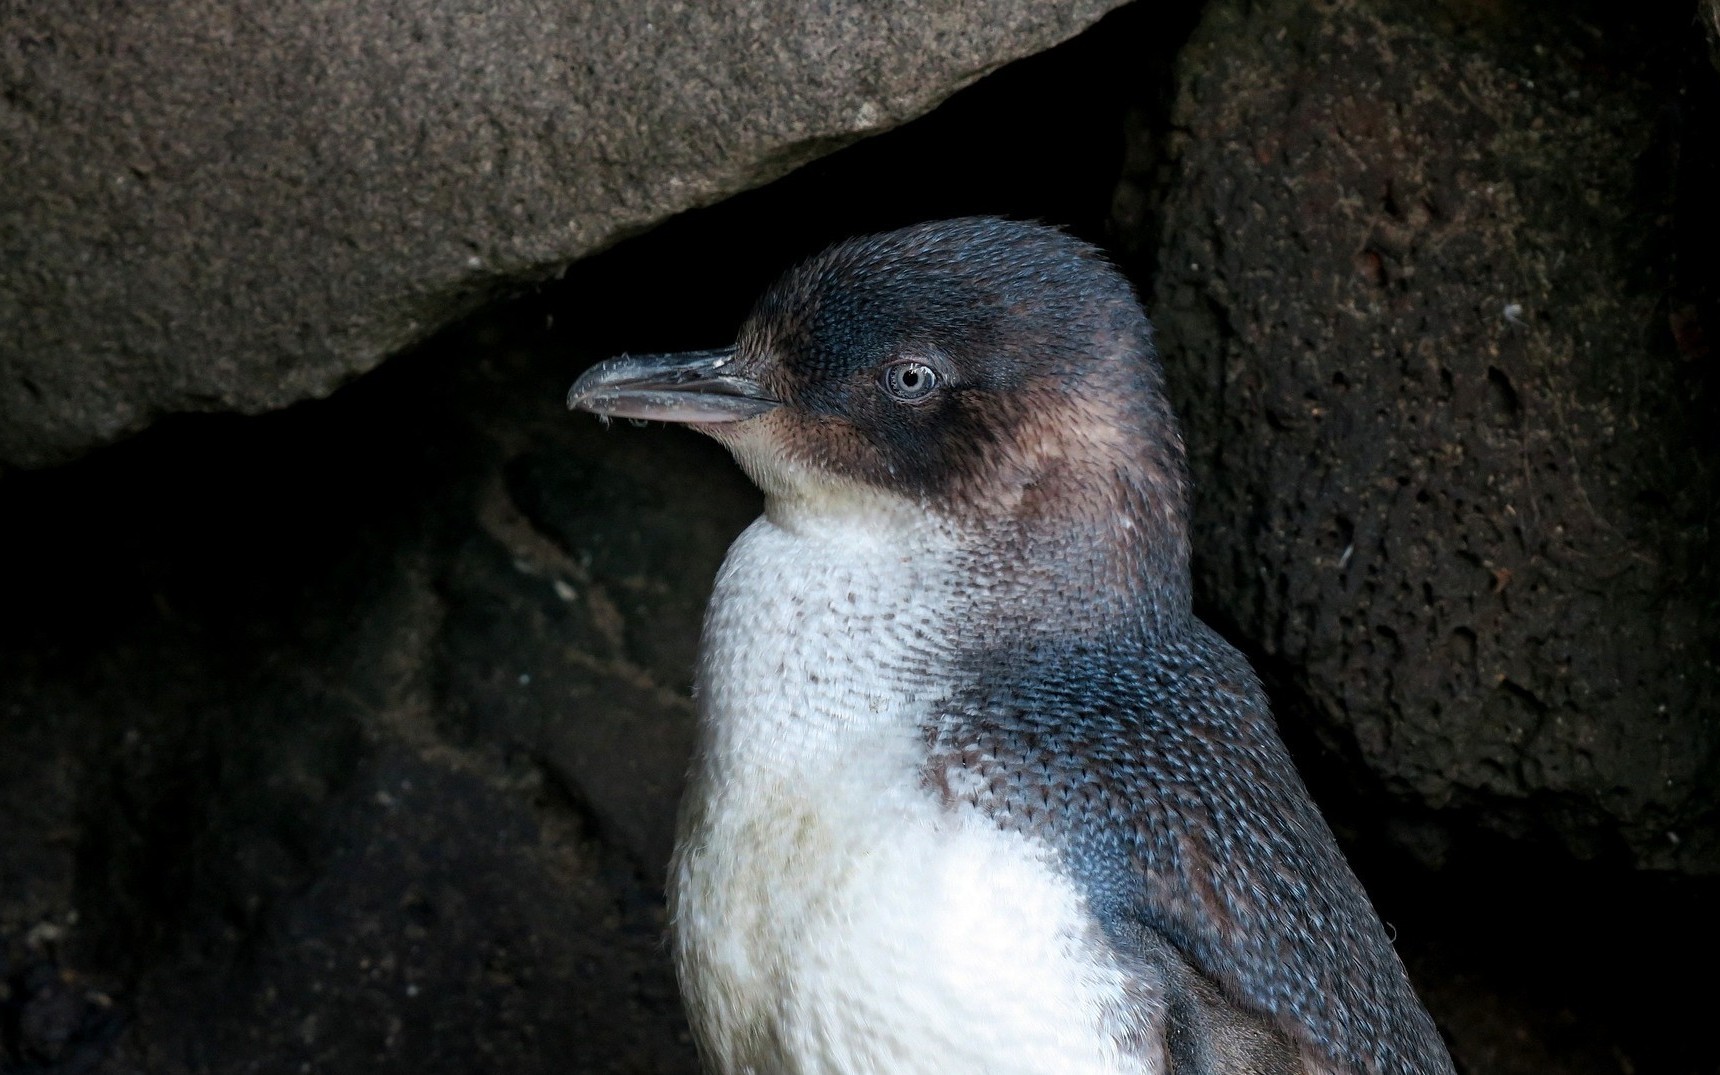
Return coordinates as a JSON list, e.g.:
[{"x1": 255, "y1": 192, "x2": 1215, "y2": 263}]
[{"x1": 569, "y1": 217, "x2": 1188, "y2": 551}]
